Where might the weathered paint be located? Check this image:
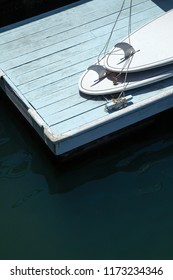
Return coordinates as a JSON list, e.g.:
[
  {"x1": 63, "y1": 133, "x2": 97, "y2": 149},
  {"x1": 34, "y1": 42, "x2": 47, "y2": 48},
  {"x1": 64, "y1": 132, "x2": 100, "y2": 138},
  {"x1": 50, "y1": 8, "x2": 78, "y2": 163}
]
[{"x1": 0, "y1": 0, "x2": 173, "y2": 156}]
